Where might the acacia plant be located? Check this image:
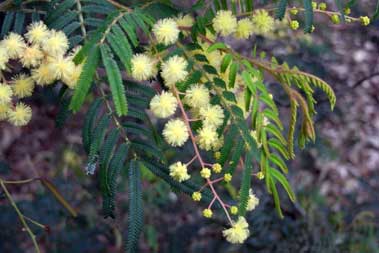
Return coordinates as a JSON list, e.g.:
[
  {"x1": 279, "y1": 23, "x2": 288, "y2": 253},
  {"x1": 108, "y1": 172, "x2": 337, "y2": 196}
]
[{"x1": 0, "y1": 0, "x2": 374, "y2": 251}]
